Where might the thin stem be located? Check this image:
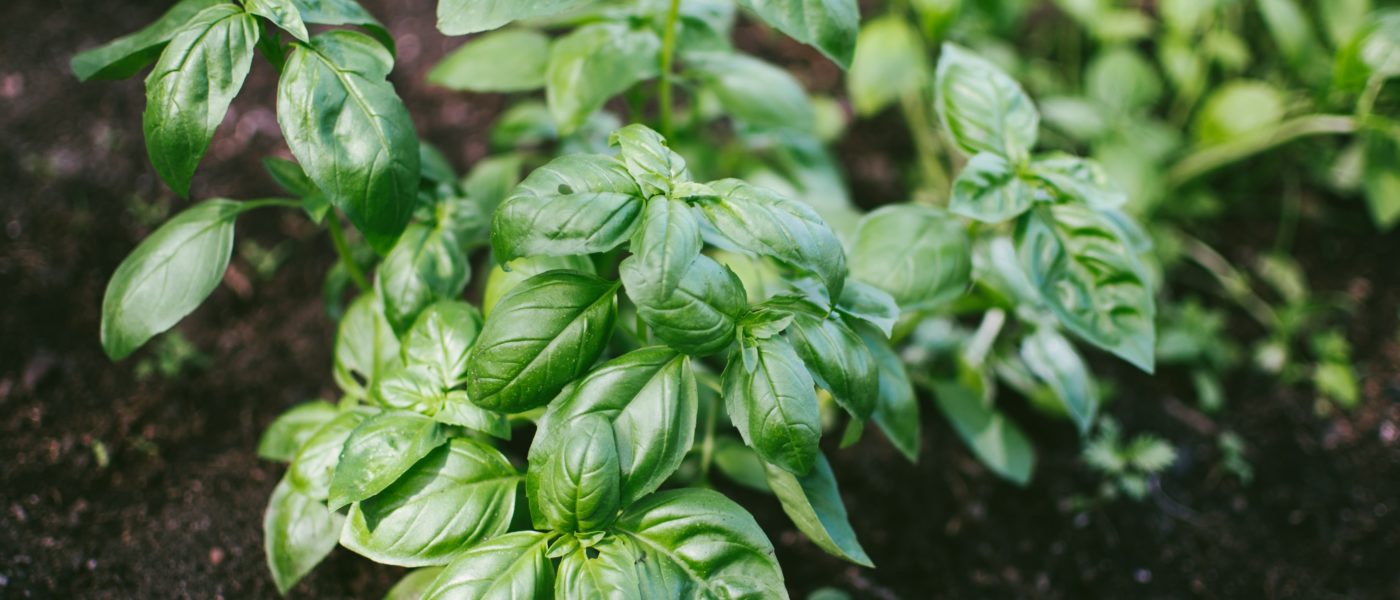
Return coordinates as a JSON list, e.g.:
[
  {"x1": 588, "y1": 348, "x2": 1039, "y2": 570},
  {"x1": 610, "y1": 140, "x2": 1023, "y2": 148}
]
[
  {"x1": 1356, "y1": 73, "x2": 1386, "y2": 121},
  {"x1": 657, "y1": 0, "x2": 683, "y2": 138},
  {"x1": 1167, "y1": 114, "x2": 1358, "y2": 186},
  {"x1": 900, "y1": 88, "x2": 952, "y2": 200},
  {"x1": 1180, "y1": 233, "x2": 1279, "y2": 329},
  {"x1": 327, "y1": 214, "x2": 371, "y2": 292},
  {"x1": 241, "y1": 198, "x2": 302, "y2": 211},
  {"x1": 699, "y1": 392, "x2": 719, "y2": 483}
]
